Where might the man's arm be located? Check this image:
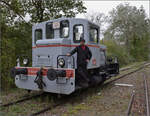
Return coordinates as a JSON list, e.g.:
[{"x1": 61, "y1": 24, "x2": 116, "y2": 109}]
[{"x1": 67, "y1": 47, "x2": 77, "y2": 56}]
